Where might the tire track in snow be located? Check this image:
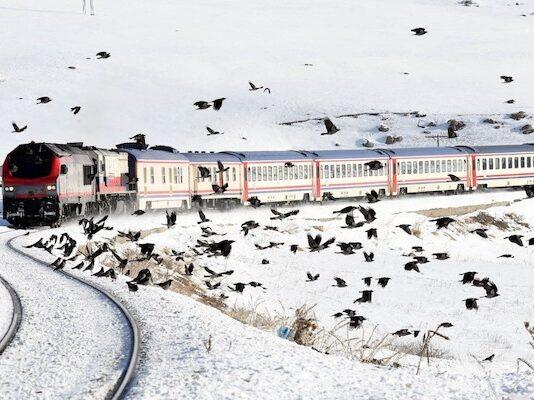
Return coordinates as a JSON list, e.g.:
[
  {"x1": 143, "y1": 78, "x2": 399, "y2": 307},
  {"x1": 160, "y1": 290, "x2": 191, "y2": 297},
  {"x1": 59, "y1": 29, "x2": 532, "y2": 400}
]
[{"x1": 0, "y1": 274, "x2": 22, "y2": 356}]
